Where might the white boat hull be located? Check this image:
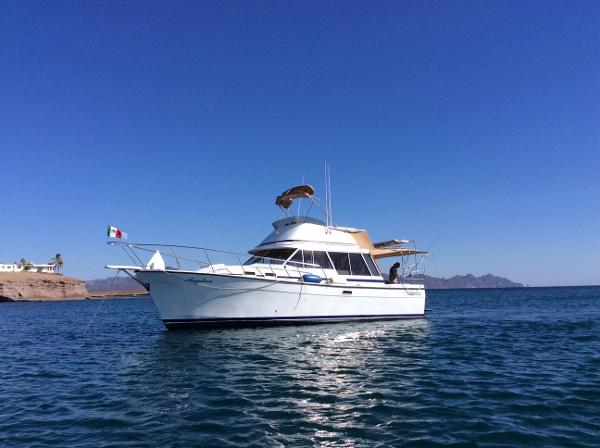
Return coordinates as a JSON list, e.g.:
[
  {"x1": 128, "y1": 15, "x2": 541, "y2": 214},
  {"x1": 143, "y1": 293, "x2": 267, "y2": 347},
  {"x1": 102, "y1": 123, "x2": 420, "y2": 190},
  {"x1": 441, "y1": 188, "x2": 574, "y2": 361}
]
[{"x1": 136, "y1": 270, "x2": 426, "y2": 329}]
